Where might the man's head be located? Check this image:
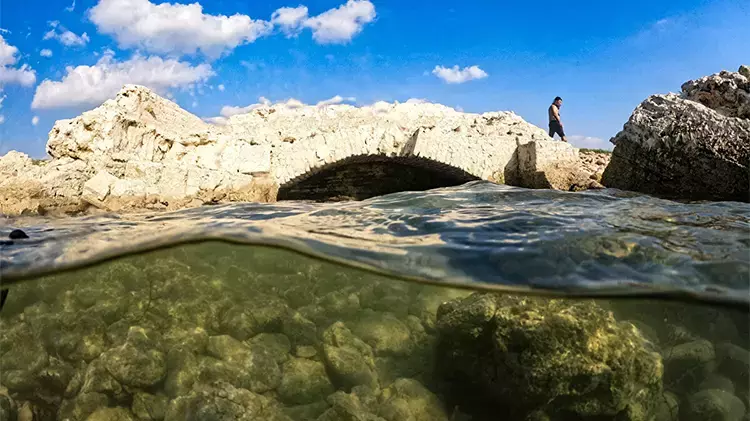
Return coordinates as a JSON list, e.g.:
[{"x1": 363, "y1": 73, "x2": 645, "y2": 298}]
[{"x1": 553, "y1": 96, "x2": 563, "y2": 107}]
